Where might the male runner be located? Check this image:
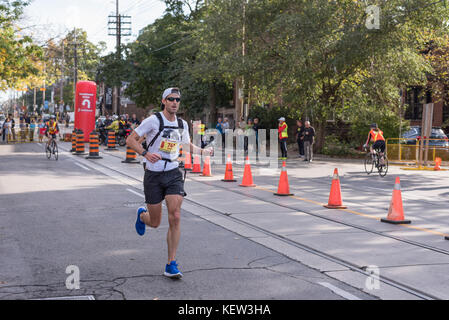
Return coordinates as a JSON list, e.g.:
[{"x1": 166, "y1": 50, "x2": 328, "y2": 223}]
[{"x1": 126, "y1": 87, "x2": 212, "y2": 279}]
